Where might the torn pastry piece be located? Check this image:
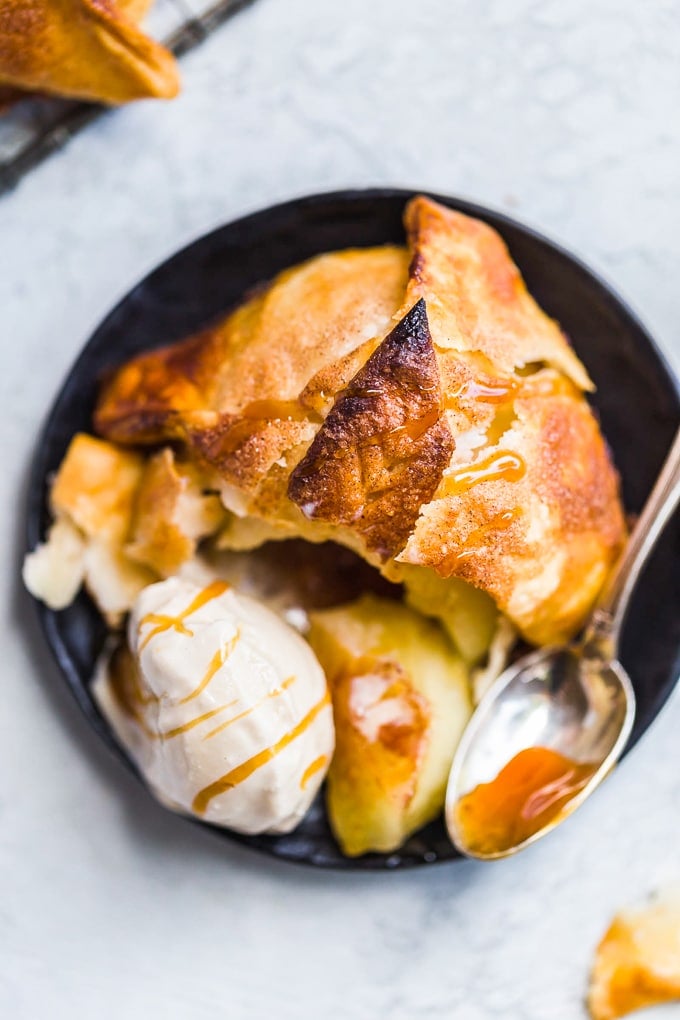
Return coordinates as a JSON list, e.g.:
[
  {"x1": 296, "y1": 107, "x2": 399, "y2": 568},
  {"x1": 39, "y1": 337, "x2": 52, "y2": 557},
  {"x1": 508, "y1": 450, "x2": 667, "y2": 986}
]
[
  {"x1": 92, "y1": 197, "x2": 625, "y2": 649},
  {"x1": 23, "y1": 433, "x2": 153, "y2": 623},
  {"x1": 50, "y1": 431, "x2": 144, "y2": 542},
  {"x1": 289, "y1": 299, "x2": 455, "y2": 561},
  {"x1": 588, "y1": 888, "x2": 680, "y2": 1020},
  {"x1": 0, "y1": 0, "x2": 179, "y2": 106},
  {"x1": 125, "y1": 447, "x2": 227, "y2": 576},
  {"x1": 22, "y1": 516, "x2": 86, "y2": 611},
  {"x1": 25, "y1": 434, "x2": 227, "y2": 625}
]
